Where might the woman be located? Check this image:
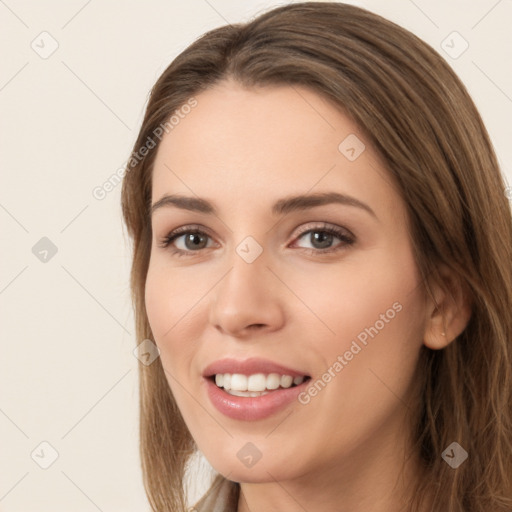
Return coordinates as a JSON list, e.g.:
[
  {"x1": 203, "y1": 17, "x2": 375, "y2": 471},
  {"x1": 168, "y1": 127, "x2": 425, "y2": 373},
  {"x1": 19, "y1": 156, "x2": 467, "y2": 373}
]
[{"x1": 121, "y1": 2, "x2": 512, "y2": 511}]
